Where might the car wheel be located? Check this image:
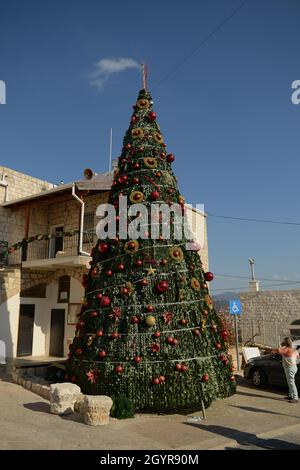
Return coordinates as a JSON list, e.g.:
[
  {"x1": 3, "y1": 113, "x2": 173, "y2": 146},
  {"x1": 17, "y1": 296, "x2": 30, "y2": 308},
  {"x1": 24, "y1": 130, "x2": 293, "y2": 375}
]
[{"x1": 251, "y1": 368, "x2": 267, "y2": 388}]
